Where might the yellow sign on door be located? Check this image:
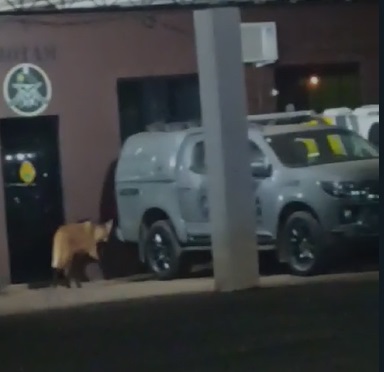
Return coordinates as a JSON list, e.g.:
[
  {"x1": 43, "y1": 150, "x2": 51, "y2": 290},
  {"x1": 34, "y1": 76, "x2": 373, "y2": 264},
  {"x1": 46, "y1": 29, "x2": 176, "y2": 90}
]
[{"x1": 19, "y1": 160, "x2": 36, "y2": 184}]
